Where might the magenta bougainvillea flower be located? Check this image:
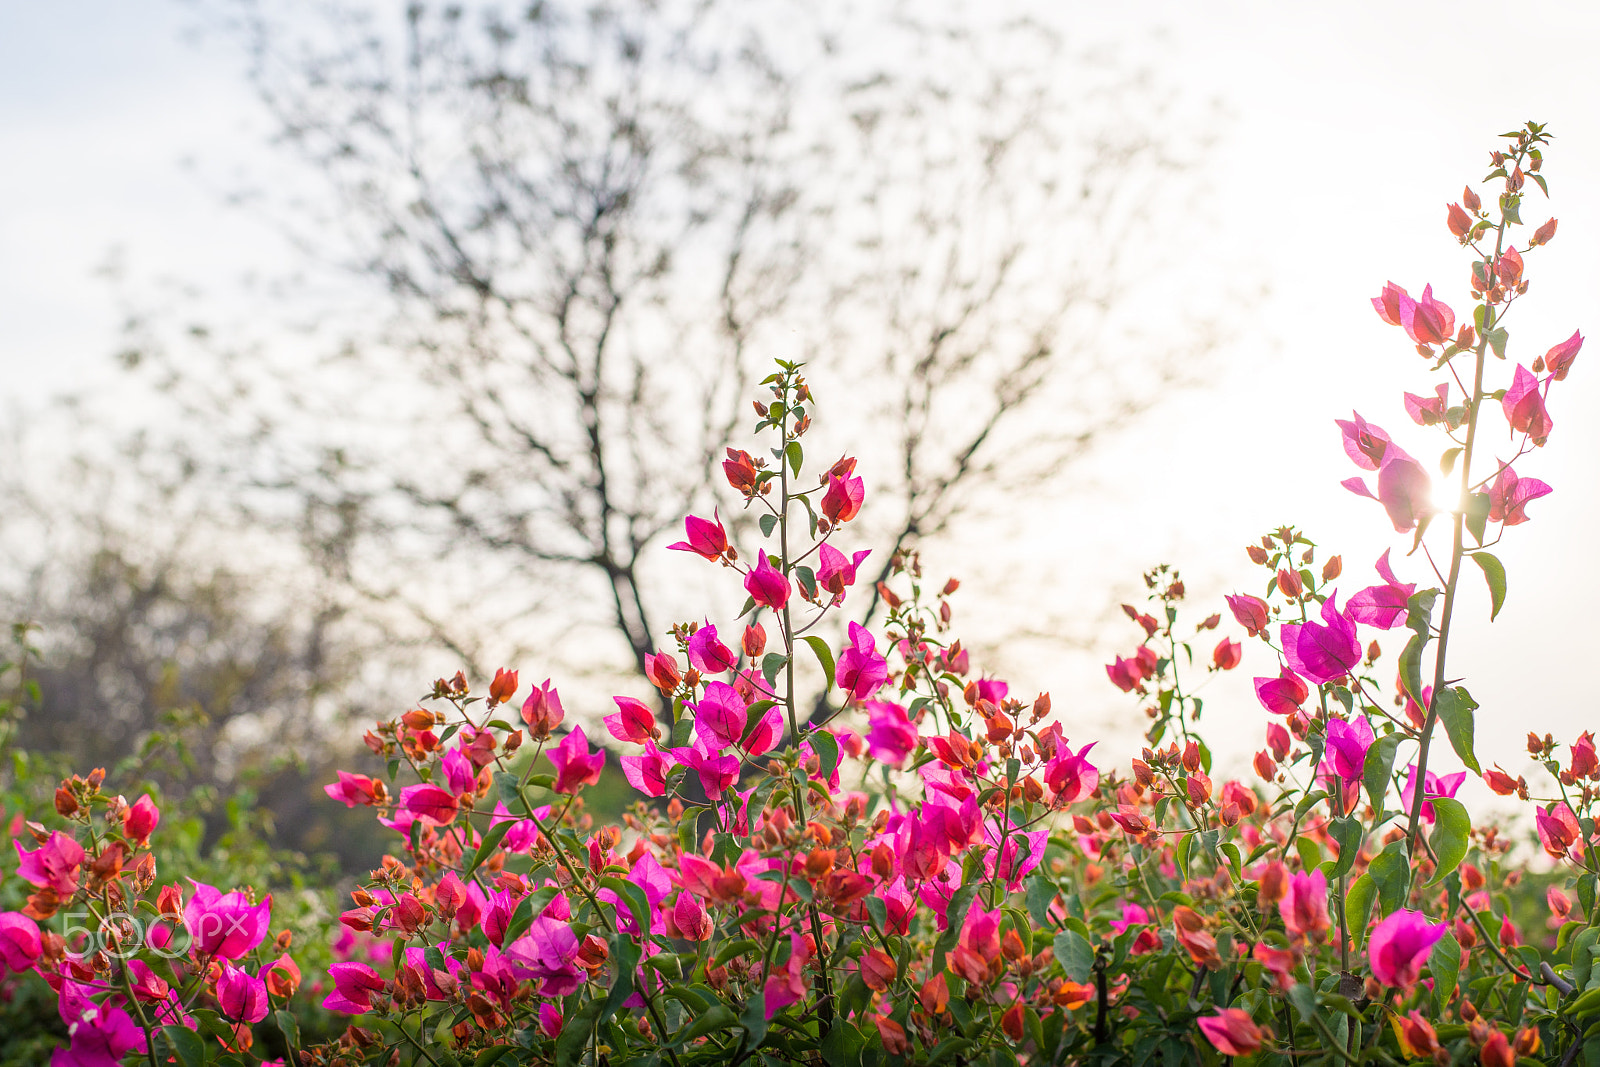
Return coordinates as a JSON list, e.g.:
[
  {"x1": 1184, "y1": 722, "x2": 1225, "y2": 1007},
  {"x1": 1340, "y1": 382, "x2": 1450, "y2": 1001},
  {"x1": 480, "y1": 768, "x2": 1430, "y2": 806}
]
[
  {"x1": 1280, "y1": 868, "x2": 1331, "y2": 944},
  {"x1": 816, "y1": 544, "x2": 872, "y2": 597},
  {"x1": 0, "y1": 912, "x2": 41, "y2": 973},
  {"x1": 216, "y1": 965, "x2": 270, "y2": 1024},
  {"x1": 55, "y1": 982, "x2": 148, "y2": 1065},
  {"x1": 1401, "y1": 763, "x2": 1467, "y2": 823},
  {"x1": 1544, "y1": 329, "x2": 1583, "y2": 381},
  {"x1": 1253, "y1": 669, "x2": 1309, "y2": 715},
  {"x1": 1279, "y1": 593, "x2": 1360, "y2": 684},
  {"x1": 865, "y1": 700, "x2": 919, "y2": 768},
  {"x1": 13, "y1": 831, "x2": 85, "y2": 896},
  {"x1": 1403, "y1": 383, "x2": 1450, "y2": 426},
  {"x1": 1336, "y1": 412, "x2": 1395, "y2": 470},
  {"x1": 1371, "y1": 281, "x2": 1409, "y2": 326},
  {"x1": 1345, "y1": 550, "x2": 1416, "y2": 629},
  {"x1": 1368, "y1": 909, "x2": 1448, "y2": 989},
  {"x1": 504, "y1": 916, "x2": 586, "y2": 996},
  {"x1": 1402, "y1": 284, "x2": 1455, "y2": 345},
  {"x1": 1337, "y1": 414, "x2": 1434, "y2": 532},
  {"x1": 744, "y1": 551, "x2": 790, "y2": 610},
  {"x1": 687, "y1": 622, "x2": 737, "y2": 674},
  {"x1": 1043, "y1": 742, "x2": 1099, "y2": 804},
  {"x1": 1488, "y1": 465, "x2": 1553, "y2": 526},
  {"x1": 549, "y1": 727, "x2": 606, "y2": 794},
  {"x1": 1322, "y1": 716, "x2": 1374, "y2": 782},
  {"x1": 669, "y1": 736, "x2": 740, "y2": 796},
  {"x1": 667, "y1": 510, "x2": 728, "y2": 559},
  {"x1": 619, "y1": 742, "x2": 673, "y2": 798},
  {"x1": 397, "y1": 783, "x2": 460, "y2": 828},
  {"x1": 605, "y1": 696, "x2": 659, "y2": 745},
  {"x1": 1225, "y1": 593, "x2": 1269, "y2": 637},
  {"x1": 1503, "y1": 364, "x2": 1554, "y2": 445},
  {"x1": 1198, "y1": 1009, "x2": 1263, "y2": 1056},
  {"x1": 185, "y1": 880, "x2": 272, "y2": 960},
  {"x1": 836, "y1": 622, "x2": 889, "y2": 701},
  {"x1": 1536, "y1": 802, "x2": 1581, "y2": 858},
  {"x1": 691, "y1": 681, "x2": 748, "y2": 751},
  {"x1": 821, "y1": 470, "x2": 865, "y2": 524}
]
